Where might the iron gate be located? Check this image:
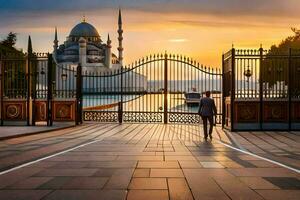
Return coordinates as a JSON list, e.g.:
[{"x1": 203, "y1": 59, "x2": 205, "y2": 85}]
[
  {"x1": 223, "y1": 48, "x2": 300, "y2": 131},
  {"x1": 82, "y1": 53, "x2": 222, "y2": 124}
]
